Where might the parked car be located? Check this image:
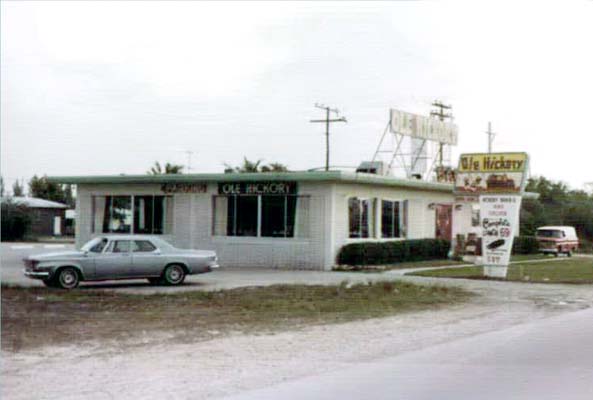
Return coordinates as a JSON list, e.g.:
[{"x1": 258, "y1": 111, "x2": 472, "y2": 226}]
[
  {"x1": 536, "y1": 226, "x2": 579, "y2": 256},
  {"x1": 23, "y1": 235, "x2": 219, "y2": 289}
]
